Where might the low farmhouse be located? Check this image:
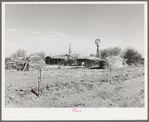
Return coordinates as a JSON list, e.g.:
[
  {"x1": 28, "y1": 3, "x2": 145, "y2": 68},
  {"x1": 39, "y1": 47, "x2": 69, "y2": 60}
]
[{"x1": 45, "y1": 54, "x2": 73, "y2": 65}]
